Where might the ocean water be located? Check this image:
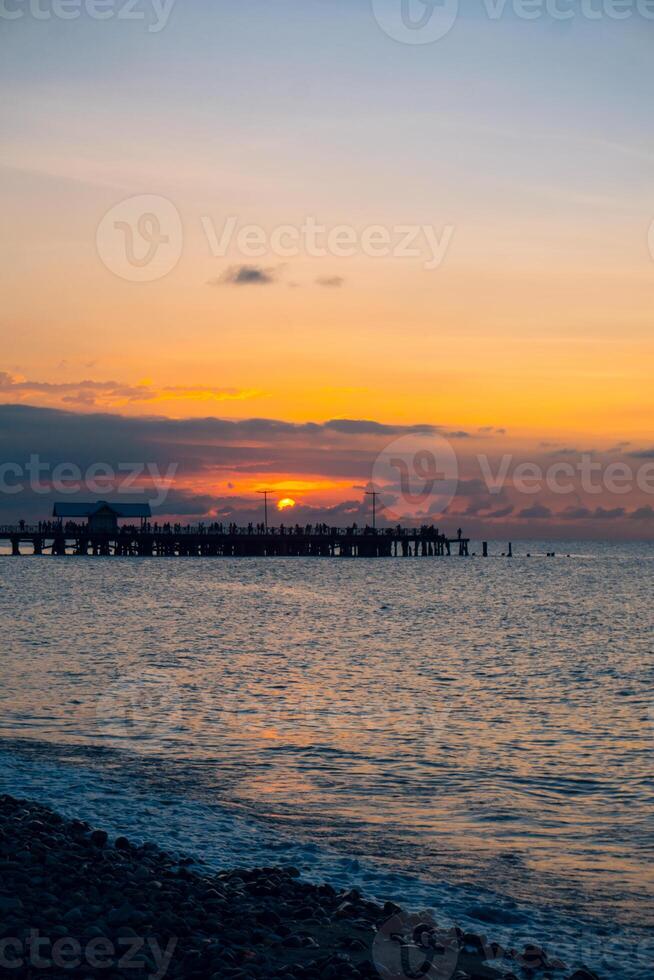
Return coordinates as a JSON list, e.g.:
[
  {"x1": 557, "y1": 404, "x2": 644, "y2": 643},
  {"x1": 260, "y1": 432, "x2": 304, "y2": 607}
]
[{"x1": 0, "y1": 544, "x2": 652, "y2": 977}]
